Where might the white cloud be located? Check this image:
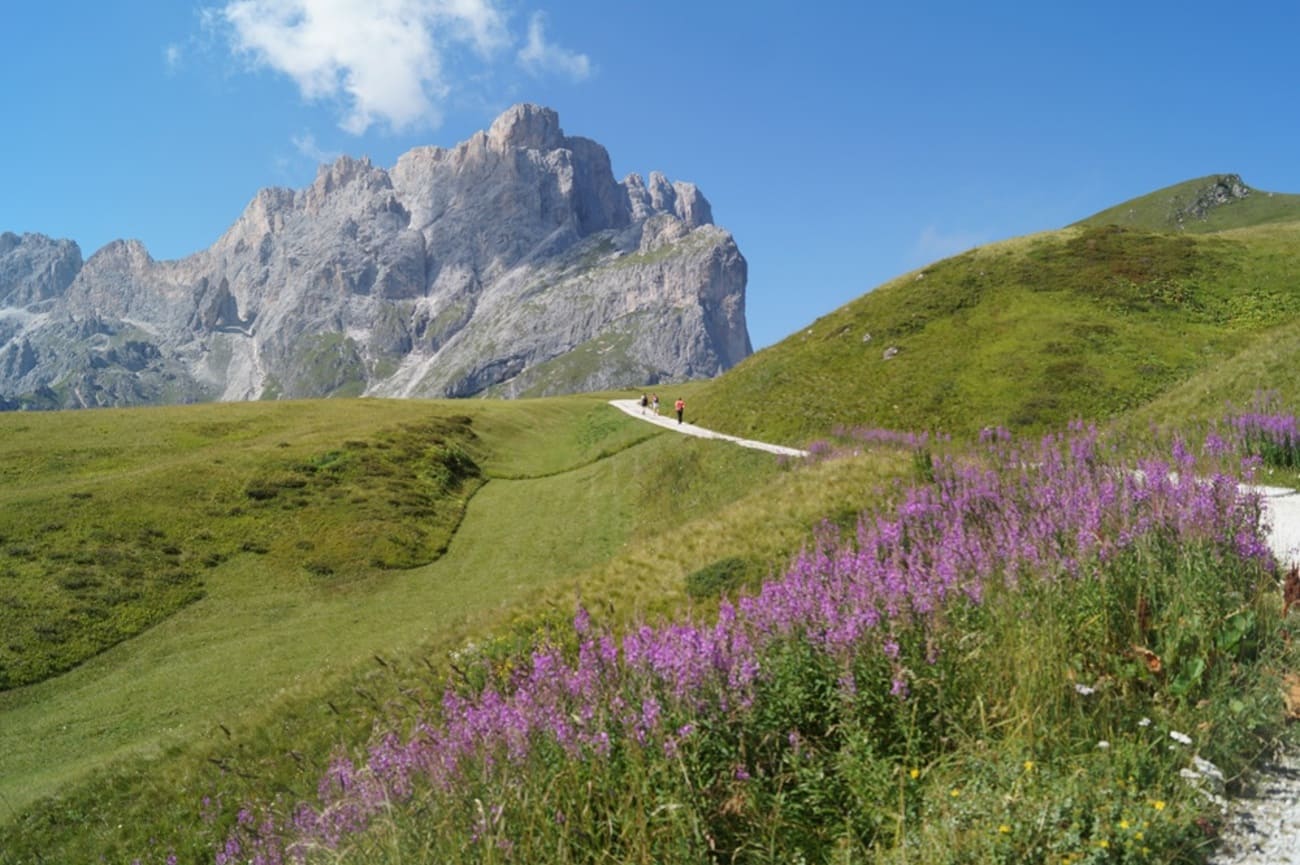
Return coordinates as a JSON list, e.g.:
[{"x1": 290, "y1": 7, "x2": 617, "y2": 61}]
[
  {"x1": 291, "y1": 131, "x2": 340, "y2": 164},
  {"x1": 218, "y1": 0, "x2": 513, "y2": 134},
  {"x1": 910, "y1": 225, "x2": 989, "y2": 264},
  {"x1": 164, "y1": 43, "x2": 183, "y2": 71},
  {"x1": 517, "y1": 12, "x2": 590, "y2": 81}
]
